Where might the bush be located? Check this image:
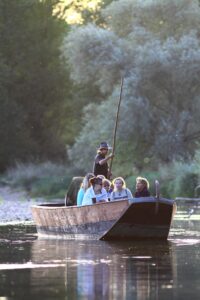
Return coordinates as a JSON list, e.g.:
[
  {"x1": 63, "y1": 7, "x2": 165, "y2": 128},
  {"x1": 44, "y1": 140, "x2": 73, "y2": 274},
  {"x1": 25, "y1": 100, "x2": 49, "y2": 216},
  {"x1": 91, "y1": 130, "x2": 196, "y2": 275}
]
[
  {"x1": 179, "y1": 173, "x2": 199, "y2": 197},
  {"x1": 126, "y1": 160, "x2": 200, "y2": 198},
  {"x1": 157, "y1": 161, "x2": 199, "y2": 198},
  {"x1": 3, "y1": 161, "x2": 73, "y2": 199},
  {"x1": 30, "y1": 175, "x2": 72, "y2": 199}
]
